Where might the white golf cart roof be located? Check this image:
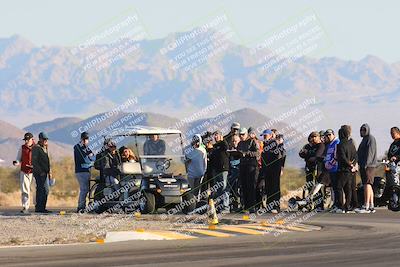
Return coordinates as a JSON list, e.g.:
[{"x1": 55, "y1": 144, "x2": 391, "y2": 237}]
[{"x1": 110, "y1": 125, "x2": 182, "y2": 136}]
